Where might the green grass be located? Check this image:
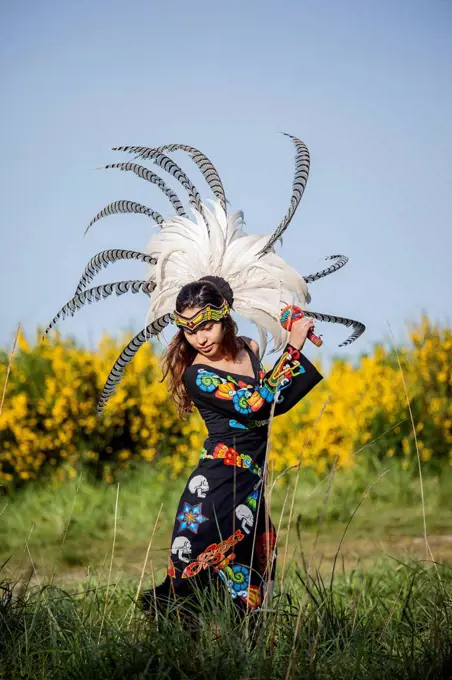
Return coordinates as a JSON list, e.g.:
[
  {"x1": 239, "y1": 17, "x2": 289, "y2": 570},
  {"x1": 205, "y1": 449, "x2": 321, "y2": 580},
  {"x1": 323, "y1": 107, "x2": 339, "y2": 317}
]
[
  {"x1": 1, "y1": 560, "x2": 451, "y2": 679},
  {"x1": 1, "y1": 459, "x2": 452, "y2": 678},
  {"x1": 1, "y1": 458, "x2": 451, "y2": 583}
]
